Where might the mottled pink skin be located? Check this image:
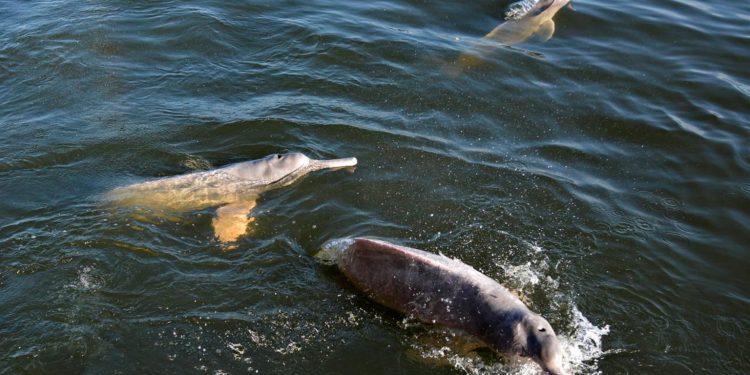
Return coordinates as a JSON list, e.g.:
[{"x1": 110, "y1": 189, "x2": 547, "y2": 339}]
[{"x1": 334, "y1": 238, "x2": 565, "y2": 375}]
